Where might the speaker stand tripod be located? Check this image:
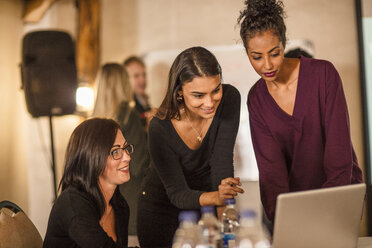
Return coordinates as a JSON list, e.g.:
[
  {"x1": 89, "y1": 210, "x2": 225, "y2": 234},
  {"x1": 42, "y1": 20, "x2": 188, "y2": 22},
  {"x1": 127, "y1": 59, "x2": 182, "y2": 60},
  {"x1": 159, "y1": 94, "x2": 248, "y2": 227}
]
[{"x1": 49, "y1": 115, "x2": 57, "y2": 200}]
